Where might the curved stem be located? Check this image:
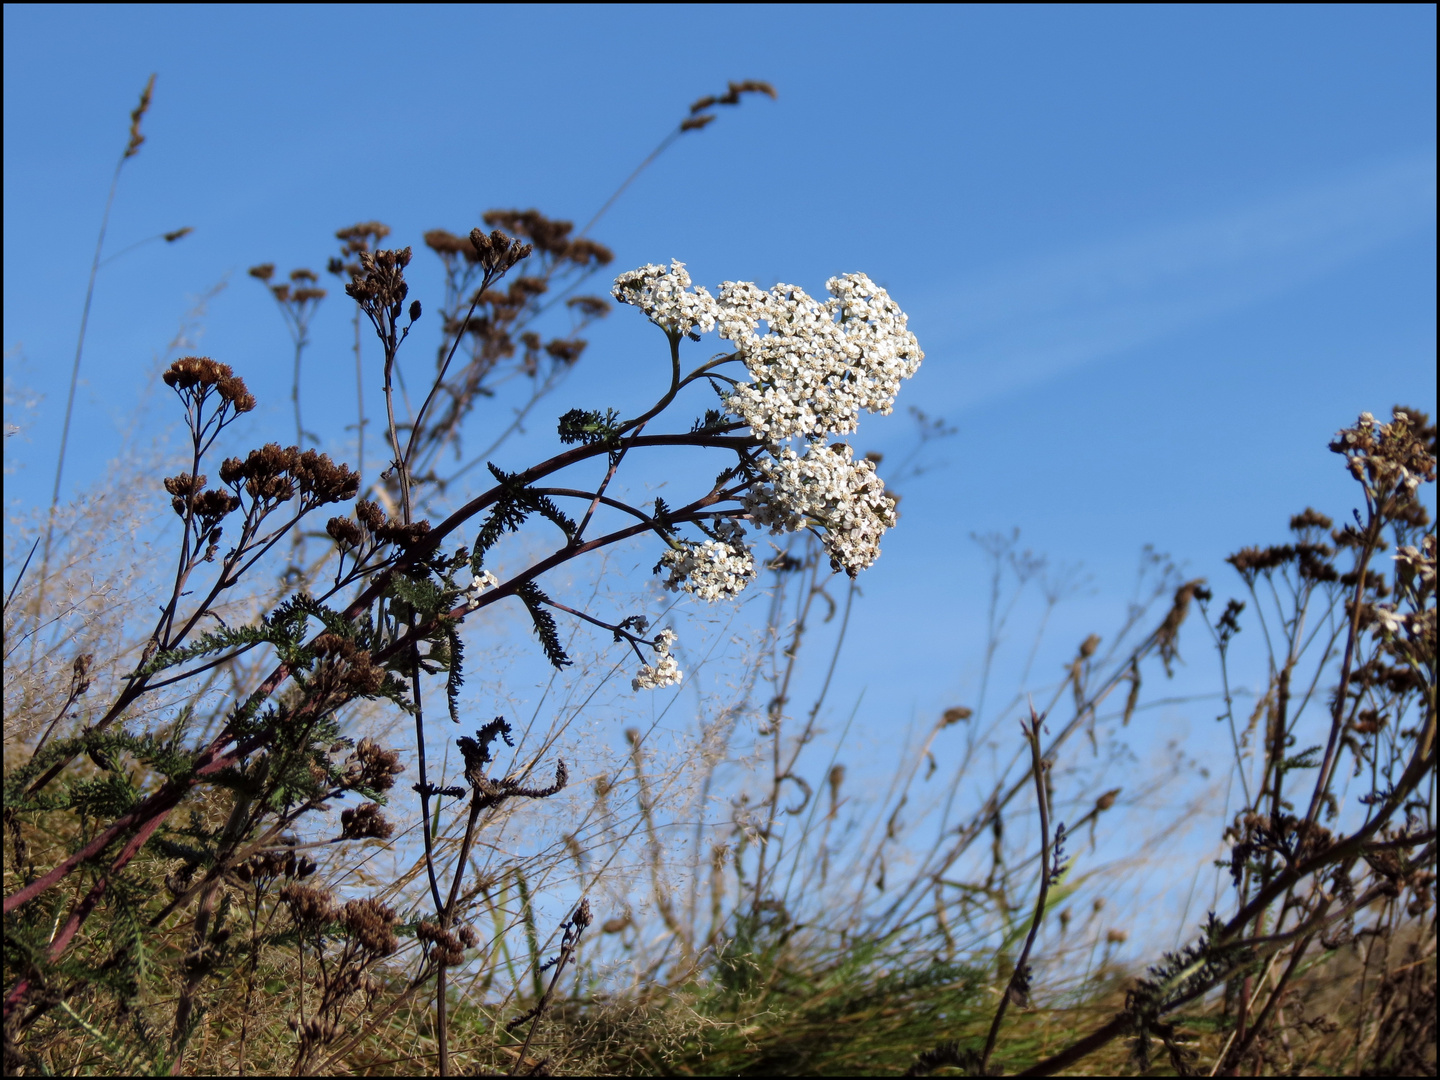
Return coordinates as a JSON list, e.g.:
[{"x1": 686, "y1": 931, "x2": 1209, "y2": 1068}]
[{"x1": 980, "y1": 705, "x2": 1053, "y2": 1073}]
